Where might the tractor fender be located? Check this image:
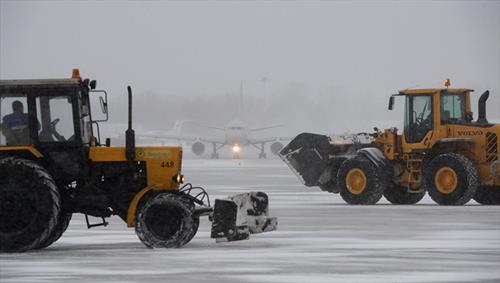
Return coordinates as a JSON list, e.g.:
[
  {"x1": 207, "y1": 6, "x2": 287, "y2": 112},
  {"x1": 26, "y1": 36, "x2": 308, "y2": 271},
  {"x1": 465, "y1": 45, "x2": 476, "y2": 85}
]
[
  {"x1": 356, "y1": 147, "x2": 390, "y2": 169},
  {"x1": 0, "y1": 146, "x2": 43, "y2": 159},
  {"x1": 126, "y1": 185, "x2": 157, "y2": 227}
]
